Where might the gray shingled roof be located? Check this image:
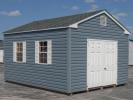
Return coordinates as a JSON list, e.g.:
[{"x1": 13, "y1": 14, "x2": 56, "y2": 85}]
[{"x1": 5, "y1": 10, "x2": 102, "y2": 33}]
